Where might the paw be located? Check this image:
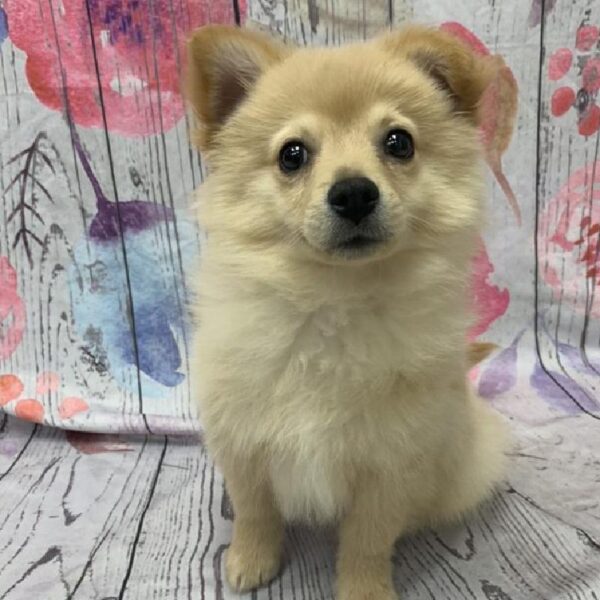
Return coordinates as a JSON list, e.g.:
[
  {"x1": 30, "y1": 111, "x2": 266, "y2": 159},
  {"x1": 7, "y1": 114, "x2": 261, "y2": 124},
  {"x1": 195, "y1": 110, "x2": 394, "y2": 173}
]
[{"x1": 225, "y1": 540, "x2": 281, "y2": 593}]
